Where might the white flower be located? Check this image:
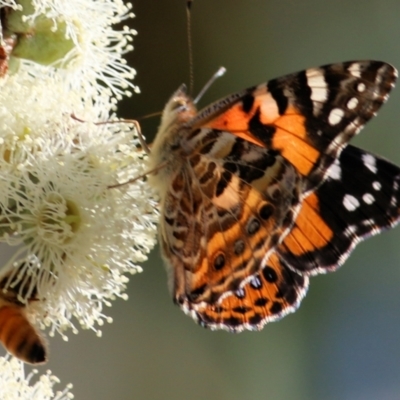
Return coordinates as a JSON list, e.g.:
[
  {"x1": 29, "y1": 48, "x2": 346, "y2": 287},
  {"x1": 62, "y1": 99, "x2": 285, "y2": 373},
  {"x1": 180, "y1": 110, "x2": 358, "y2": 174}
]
[
  {"x1": 0, "y1": 100, "x2": 158, "y2": 335},
  {"x1": 1, "y1": 0, "x2": 137, "y2": 99},
  {"x1": 0, "y1": 0, "x2": 158, "y2": 339},
  {"x1": 0, "y1": 356, "x2": 73, "y2": 400}
]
